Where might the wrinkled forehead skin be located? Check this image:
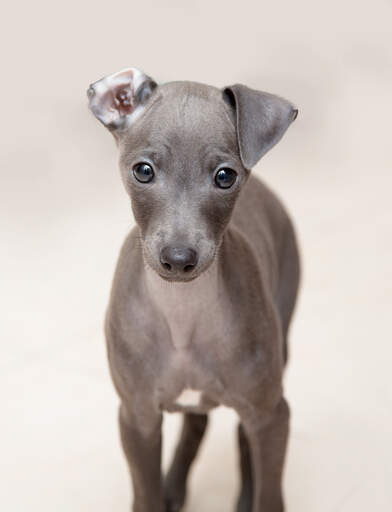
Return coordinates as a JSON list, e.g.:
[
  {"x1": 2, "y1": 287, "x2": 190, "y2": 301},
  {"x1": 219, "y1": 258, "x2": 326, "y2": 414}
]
[{"x1": 117, "y1": 81, "x2": 241, "y2": 174}]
